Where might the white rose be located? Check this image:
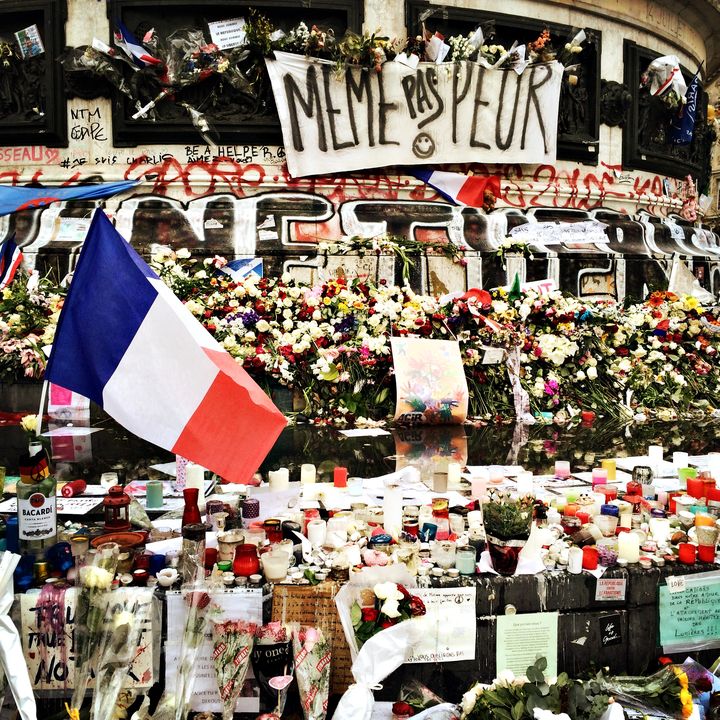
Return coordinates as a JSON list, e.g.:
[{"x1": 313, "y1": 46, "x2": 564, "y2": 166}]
[
  {"x1": 587, "y1": 366, "x2": 598, "y2": 380},
  {"x1": 461, "y1": 690, "x2": 477, "y2": 715},
  {"x1": 381, "y1": 598, "x2": 401, "y2": 618},
  {"x1": 256, "y1": 319, "x2": 270, "y2": 333},
  {"x1": 175, "y1": 248, "x2": 191, "y2": 259}
]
